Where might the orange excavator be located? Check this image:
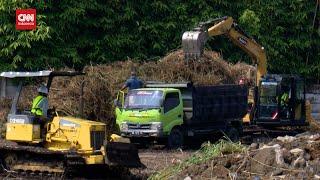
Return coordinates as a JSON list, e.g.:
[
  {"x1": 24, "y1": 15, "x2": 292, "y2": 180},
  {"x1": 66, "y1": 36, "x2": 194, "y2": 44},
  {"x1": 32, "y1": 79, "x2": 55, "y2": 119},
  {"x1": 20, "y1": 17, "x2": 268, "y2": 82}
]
[{"x1": 182, "y1": 16, "x2": 311, "y2": 128}]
